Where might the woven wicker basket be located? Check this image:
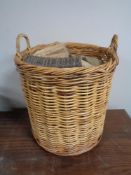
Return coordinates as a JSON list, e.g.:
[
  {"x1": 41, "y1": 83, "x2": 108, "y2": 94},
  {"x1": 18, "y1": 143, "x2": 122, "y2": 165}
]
[{"x1": 14, "y1": 33, "x2": 119, "y2": 156}]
